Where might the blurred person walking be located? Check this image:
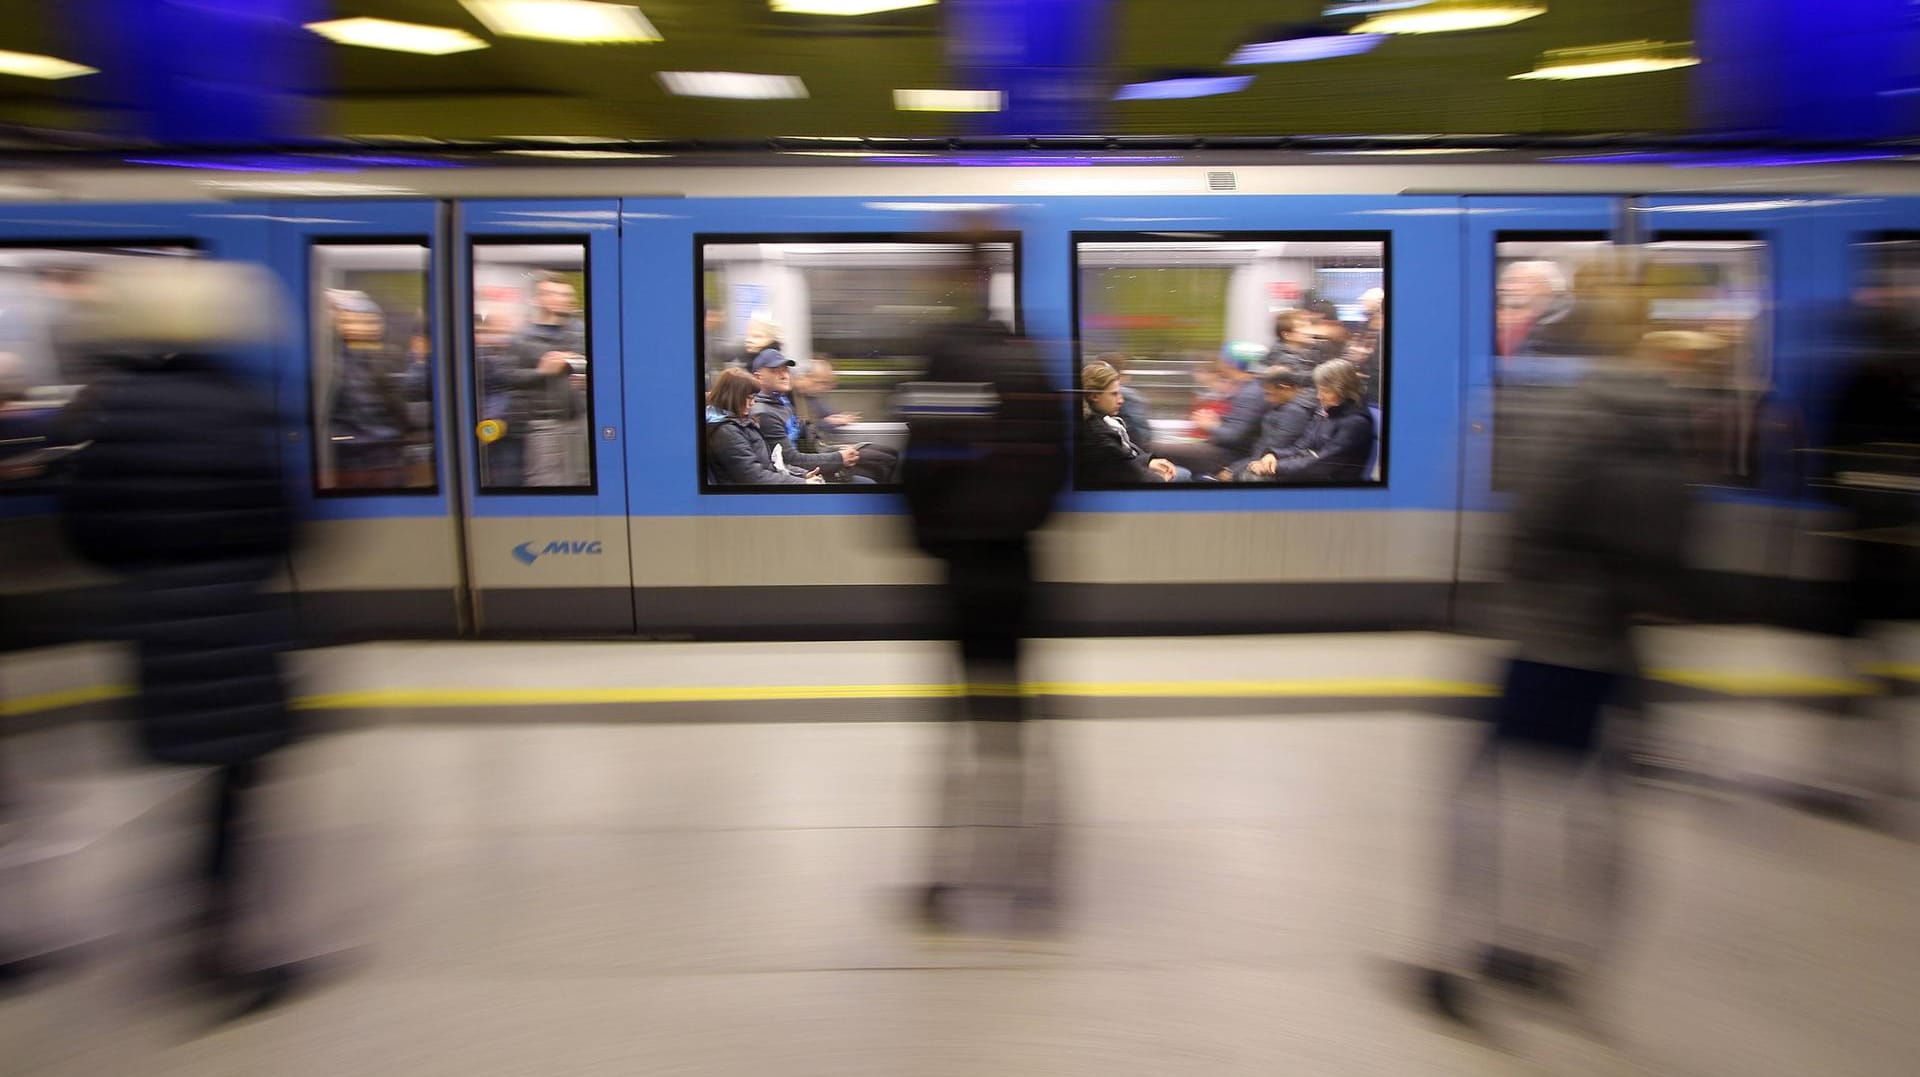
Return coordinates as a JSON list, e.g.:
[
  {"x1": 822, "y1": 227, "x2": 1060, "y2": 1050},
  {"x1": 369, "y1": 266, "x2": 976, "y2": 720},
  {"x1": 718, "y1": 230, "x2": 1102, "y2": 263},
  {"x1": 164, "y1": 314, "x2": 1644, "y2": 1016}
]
[
  {"x1": 56, "y1": 260, "x2": 309, "y2": 1016},
  {"x1": 899, "y1": 232, "x2": 1069, "y2": 935},
  {"x1": 1414, "y1": 314, "x2": 1694, "y2": 1028}
]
